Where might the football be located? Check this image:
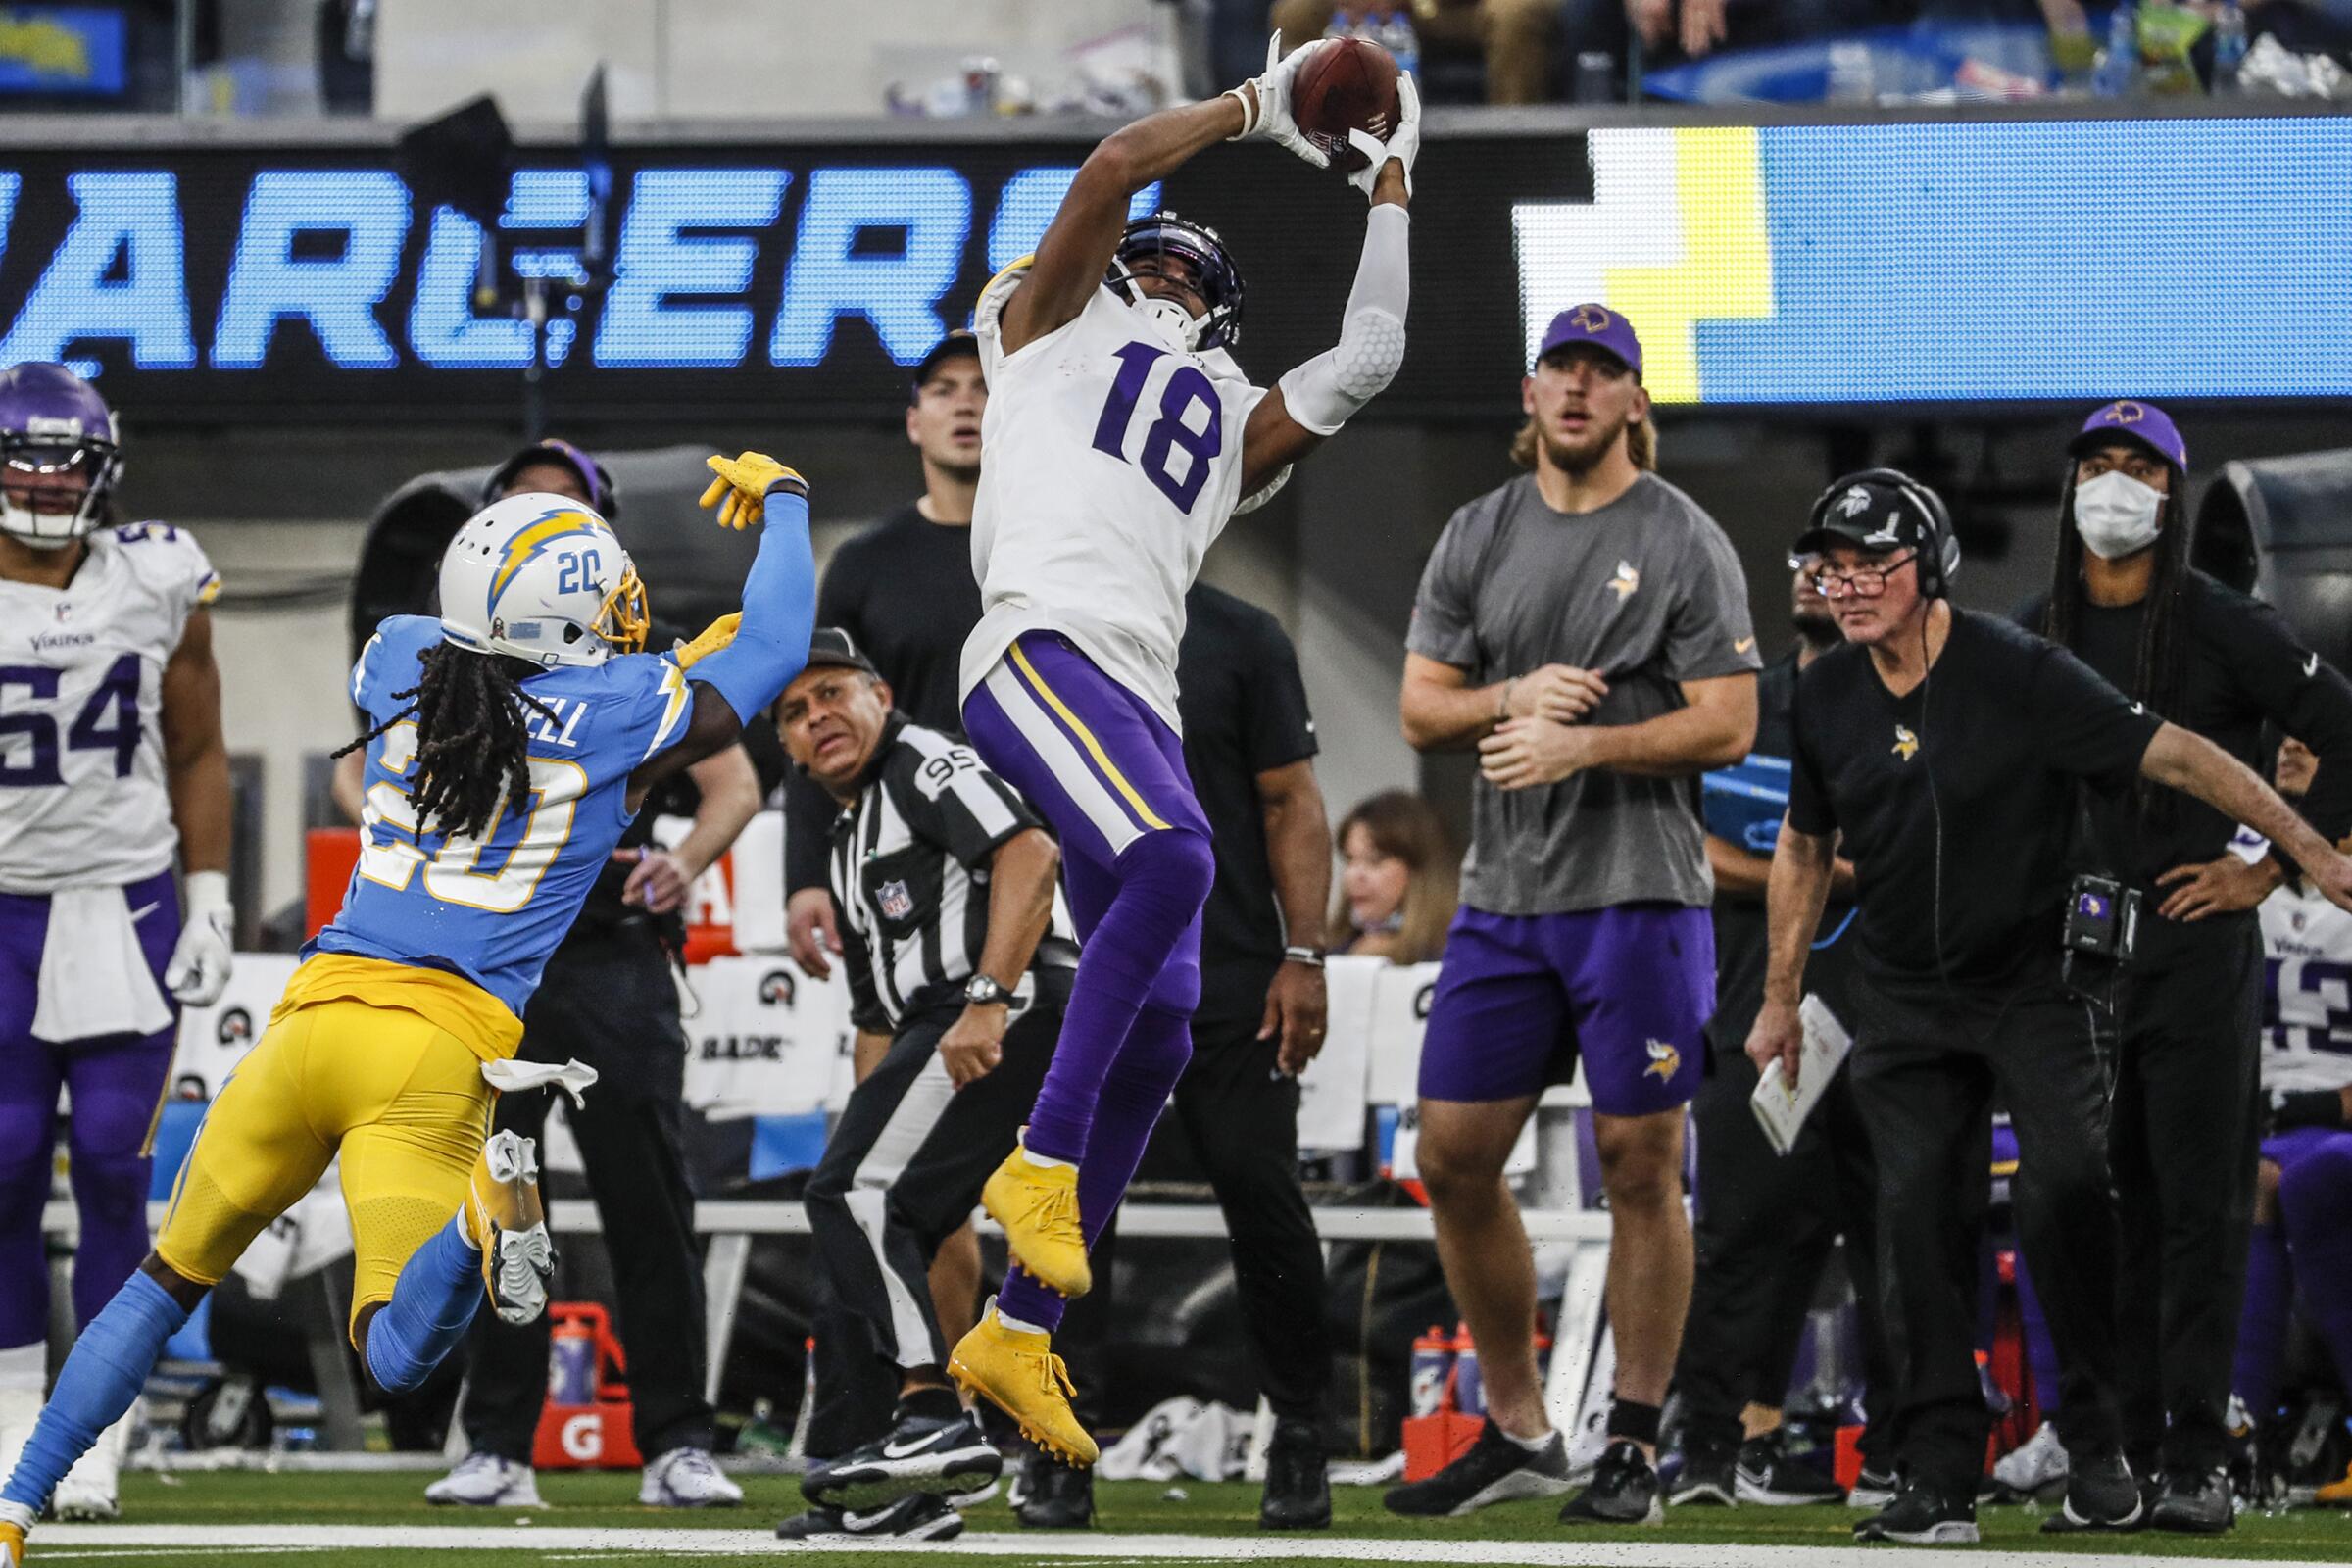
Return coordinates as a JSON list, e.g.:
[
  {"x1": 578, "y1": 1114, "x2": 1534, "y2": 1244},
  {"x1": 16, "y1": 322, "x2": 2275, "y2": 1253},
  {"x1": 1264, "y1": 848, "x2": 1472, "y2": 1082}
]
[{"x1": 1293, "y1": 36, "x2": 1402, "y2": 174}]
